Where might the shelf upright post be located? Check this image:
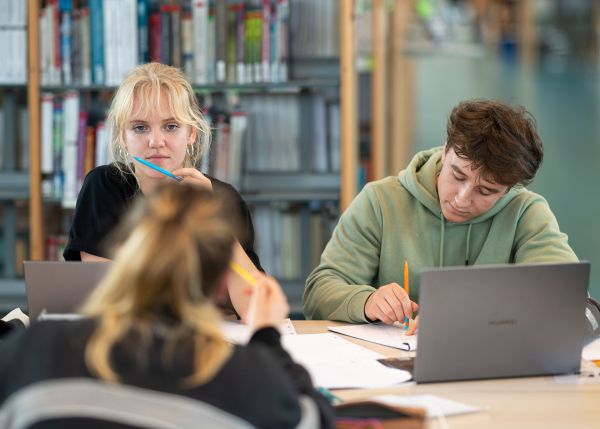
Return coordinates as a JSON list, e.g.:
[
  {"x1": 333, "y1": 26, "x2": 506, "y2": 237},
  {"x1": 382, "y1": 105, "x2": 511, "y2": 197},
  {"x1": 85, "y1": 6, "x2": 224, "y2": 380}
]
[
  {"x1": 389, "y1": 0, "x2": 413, "y2": 175},
  {"x1": 27, "y1": 0, "x2": 43, "y2": 260},
  {"x1": 371, "y1": 0, "x2": 388, "y2": 180},
  {"x1": 340, "y1": 0, "x2": 358, "y2": 211}
]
